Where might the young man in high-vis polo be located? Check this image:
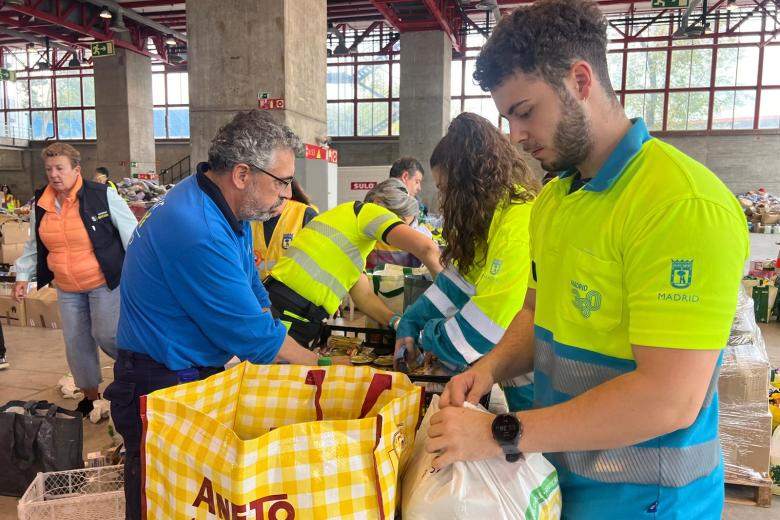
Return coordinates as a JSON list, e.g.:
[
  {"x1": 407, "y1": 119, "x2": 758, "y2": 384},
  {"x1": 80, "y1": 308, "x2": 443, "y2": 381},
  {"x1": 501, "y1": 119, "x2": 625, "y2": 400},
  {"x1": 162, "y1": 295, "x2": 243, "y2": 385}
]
[{"x1": 428, "y1": 1, "x2": 749, "y2": 518}]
